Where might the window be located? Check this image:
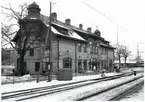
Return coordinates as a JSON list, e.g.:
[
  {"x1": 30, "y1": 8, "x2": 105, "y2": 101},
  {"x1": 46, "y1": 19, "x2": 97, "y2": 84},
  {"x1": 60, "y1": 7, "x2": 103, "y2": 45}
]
[
  {"x1": 105, "y1": 48, "x2": 107, "y2": 55},
  {"x1": 2, "y1": 68, "x2": 4, "y2": 73},
  {"x1": 96, "y1": 47, "x2": 98, "y2": 54},
  {"x1": 83, "y1": 59, "x2": 87, "y2": 70},
  {"x1": 90, "y1": 45, "x2": 93, "y2": 53},
  {"x1": 78, "y1": 59, "x2": 82, "y2": 73},
  {"x1": 35, "y1": 62, "x2": 40, "y2": 72},
  {"x1": 78, "y1": 43, "x2": 82, "y2": 52},
  {"x1": 63, "y1": 58, "x2": 72, "y2": 68},
  {"x1": 93, "y1": 46, "x2": 96, "y2": 53},
  {"x1": 109, "y1": 59, "x2": 112, "y2": 68},
  {"x1": 101, "y1": 60, "x2": 103, "y2": 68},
  {"x1": 101, "y1": 47, "x2": 103, "y2": 54},
  {"x1": 104, "y1": 60, "x2": 107, "y2": 69},
  {"x1": 84, "y1": 45, "x2": 87, "y2": 53},
  {"x1": 30, "y1": 48, "x2": 34, "y2": 56},
  {"x1": 89, "y1": 59, "x2": 91, "y2": 70}
]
